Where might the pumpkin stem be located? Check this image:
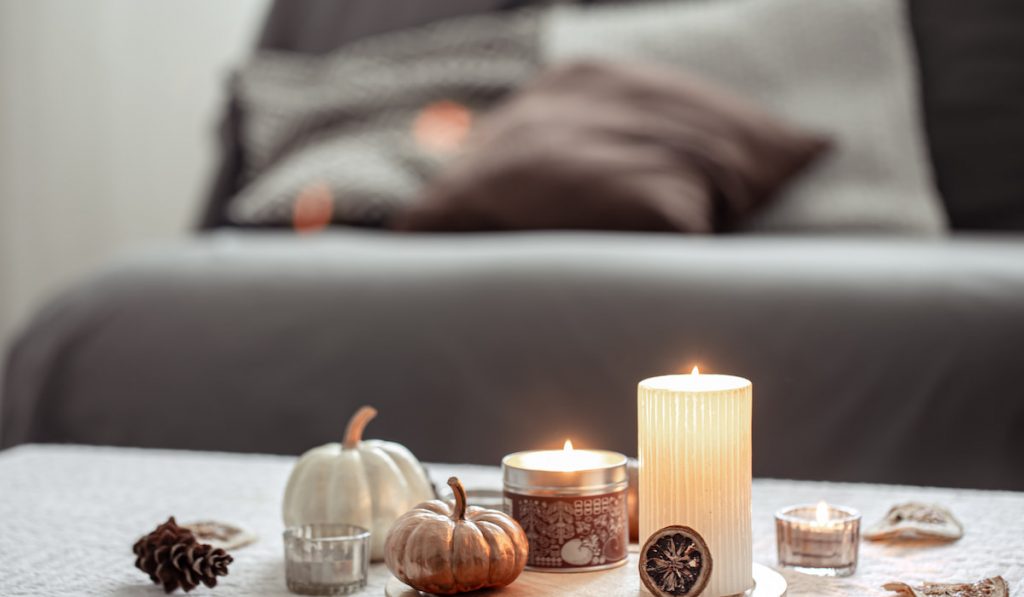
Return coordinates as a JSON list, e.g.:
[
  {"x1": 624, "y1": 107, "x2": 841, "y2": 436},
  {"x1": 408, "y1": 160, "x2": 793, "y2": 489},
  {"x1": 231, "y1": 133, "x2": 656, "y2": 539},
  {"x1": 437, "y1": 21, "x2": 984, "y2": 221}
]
[
  {"x1": 447, "y1": 477, "x2": 468, "y2": 521},
  {"x1": 342, "y1": 406, "x2": 378, "y2": 449}
]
